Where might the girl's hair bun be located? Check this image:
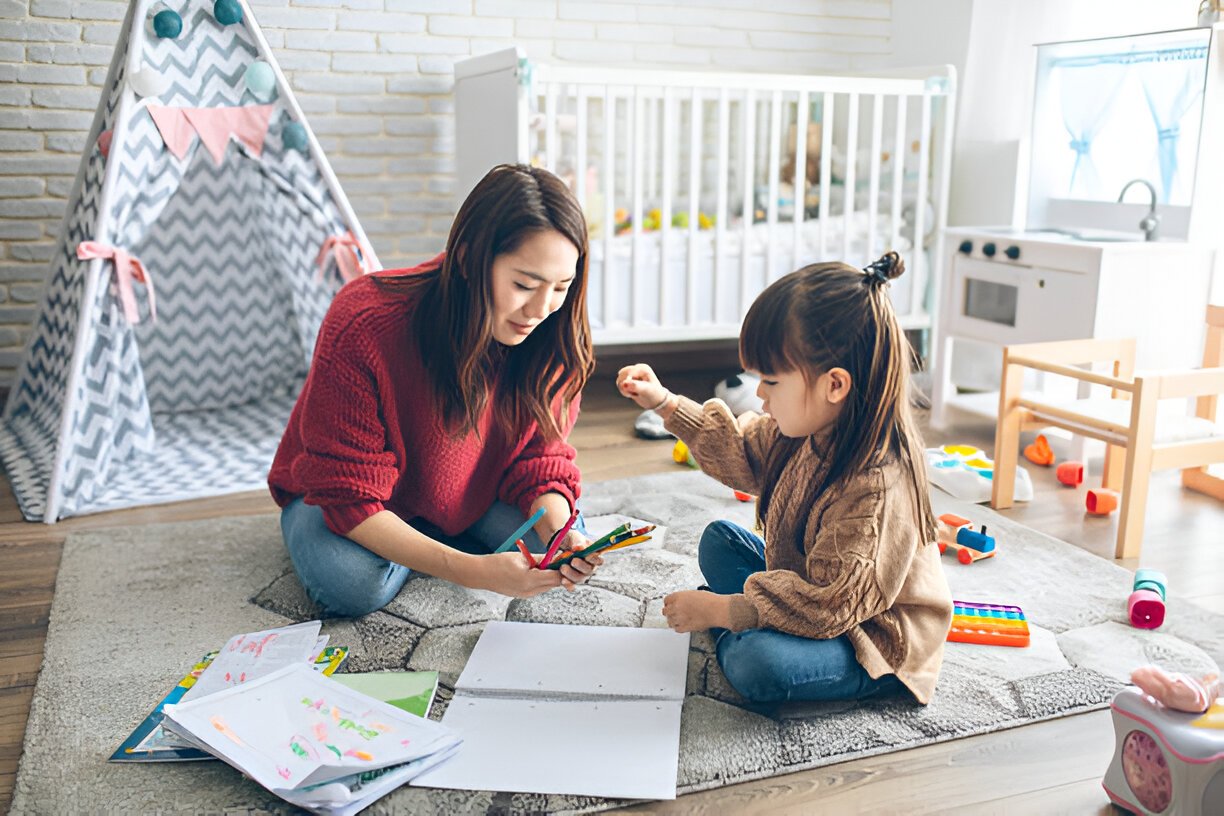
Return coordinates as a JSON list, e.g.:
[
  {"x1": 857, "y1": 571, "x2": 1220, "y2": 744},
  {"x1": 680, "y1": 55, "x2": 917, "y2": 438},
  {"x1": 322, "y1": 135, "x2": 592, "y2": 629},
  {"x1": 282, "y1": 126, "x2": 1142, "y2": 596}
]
[{"x1": 863, "y1": 251, "x2": 905, "y2": 285}]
